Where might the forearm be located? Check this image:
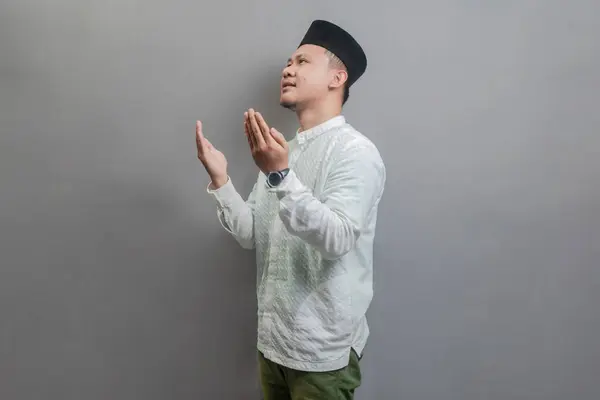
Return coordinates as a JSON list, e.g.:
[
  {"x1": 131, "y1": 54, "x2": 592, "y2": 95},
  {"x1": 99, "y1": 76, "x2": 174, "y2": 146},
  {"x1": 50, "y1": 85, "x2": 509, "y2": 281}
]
[
  {"x1": 272, "y1": 171, "x2": 357, "y2": 259},
  {"x1": 207, "y1": 177, "x2": 255, "y2": 249},
  {"x1": 269, "y1": 150, "x2": 385, "y2": 260}
]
